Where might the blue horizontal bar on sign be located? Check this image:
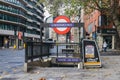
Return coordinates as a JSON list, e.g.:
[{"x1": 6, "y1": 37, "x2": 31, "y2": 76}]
[
  {"x1": 50, "y1": 23, "x2": 74, "y2": 27},
  {"x1": 56, "y1": 58, "x2": 81, "y2": 62}
]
